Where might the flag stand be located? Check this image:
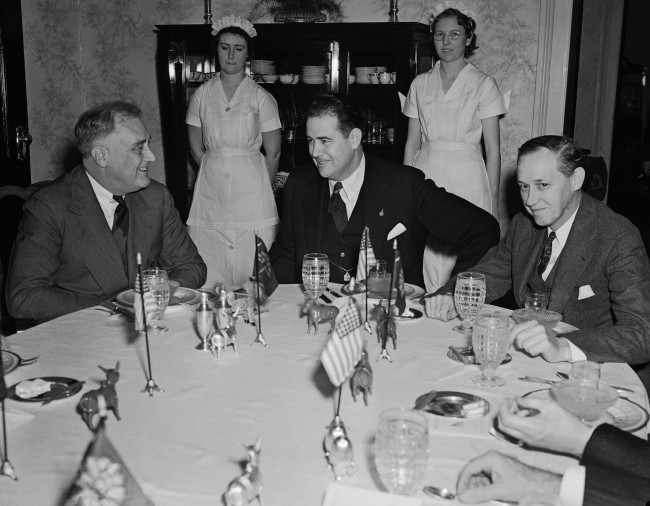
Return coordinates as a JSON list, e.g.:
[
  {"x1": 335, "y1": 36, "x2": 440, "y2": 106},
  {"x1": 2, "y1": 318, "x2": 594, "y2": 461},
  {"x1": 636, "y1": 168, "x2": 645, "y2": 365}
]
[
  {"x1": 363, "y1": 235, "x2": 372, "y2": 335},
  {"x1": 137, "y1": 253, "x2": 163, "y2": 396},
  {"x1": 0, "y1": 346, "x2": 16, "y2": 480},
  {"x1": 378, "y1": 241, "x2": 398, "y2": 362},
  {"x1": 252, "y1": 228, "x2": 267, "y2": 347}
]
